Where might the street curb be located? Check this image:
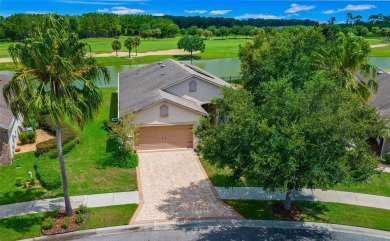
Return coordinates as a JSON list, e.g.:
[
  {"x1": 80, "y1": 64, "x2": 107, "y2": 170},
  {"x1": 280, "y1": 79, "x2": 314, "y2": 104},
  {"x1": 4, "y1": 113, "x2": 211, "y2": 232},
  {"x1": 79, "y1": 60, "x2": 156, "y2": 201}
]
[{"x1": 19, "y1": 219, "x2": 390, "y2": 240}]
